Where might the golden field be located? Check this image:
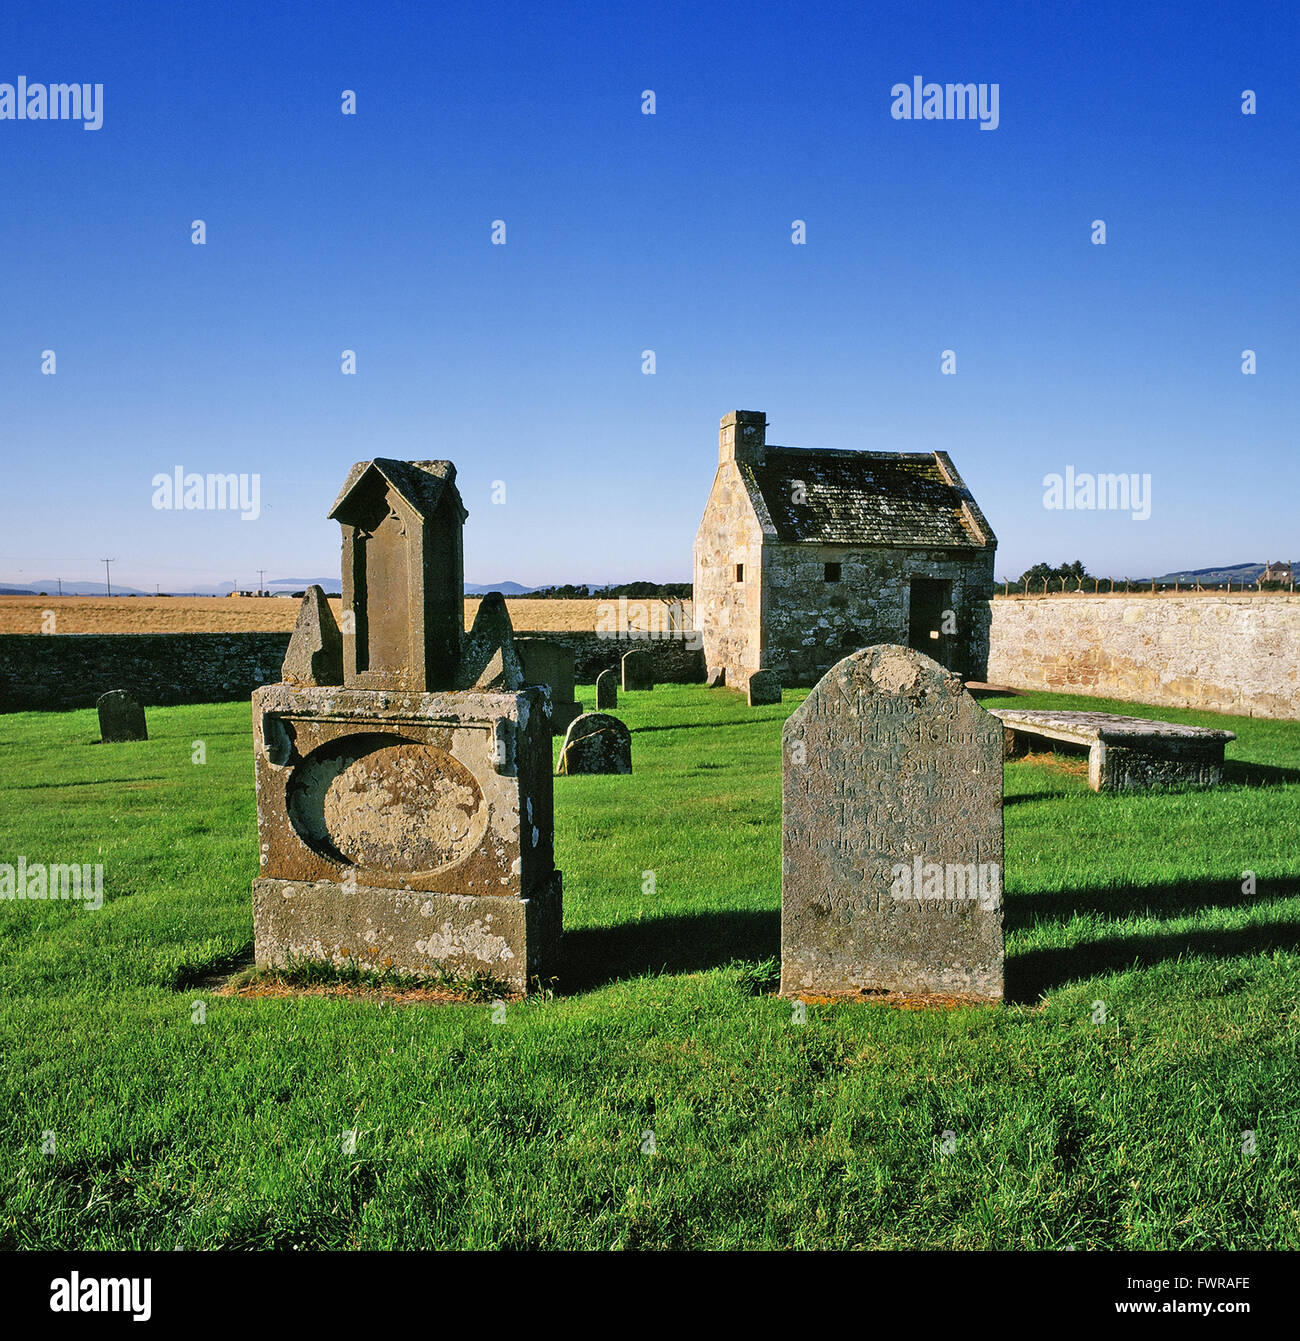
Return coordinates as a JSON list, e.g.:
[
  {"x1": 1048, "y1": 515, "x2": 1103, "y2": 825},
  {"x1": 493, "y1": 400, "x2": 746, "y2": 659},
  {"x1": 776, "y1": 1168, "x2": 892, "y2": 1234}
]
[{"x1": 0, "y1": 595, "x2": 692, "y2": 636}]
